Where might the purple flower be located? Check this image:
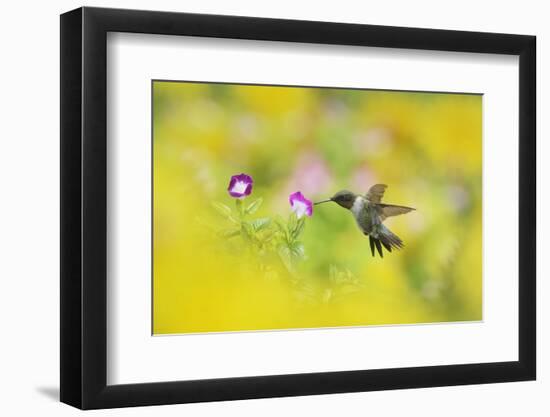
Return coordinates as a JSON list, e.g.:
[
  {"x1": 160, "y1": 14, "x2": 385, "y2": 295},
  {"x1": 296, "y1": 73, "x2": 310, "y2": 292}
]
[
  {"x1": 227, "y1": 173, "x2": 253, "y2": 198},
  {"x1": 289, "y1": 191, "x2": 313, "y2": 218}
]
